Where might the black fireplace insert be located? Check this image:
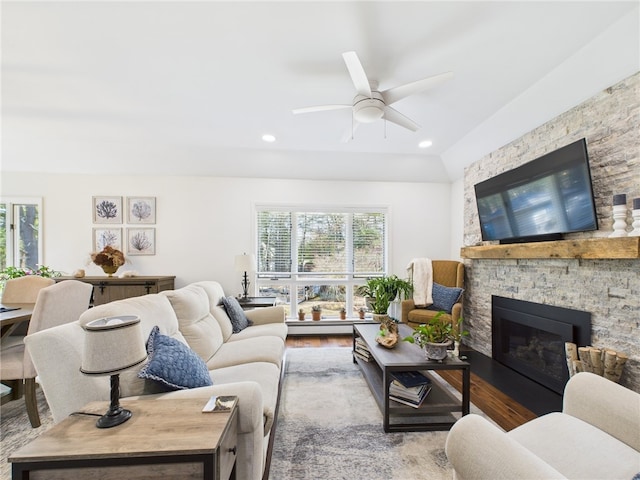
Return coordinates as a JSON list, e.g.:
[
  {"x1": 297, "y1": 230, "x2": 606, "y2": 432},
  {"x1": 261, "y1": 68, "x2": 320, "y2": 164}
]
[{"x1": 492, "y1": 296, "x2": 591, "y2": 394}]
